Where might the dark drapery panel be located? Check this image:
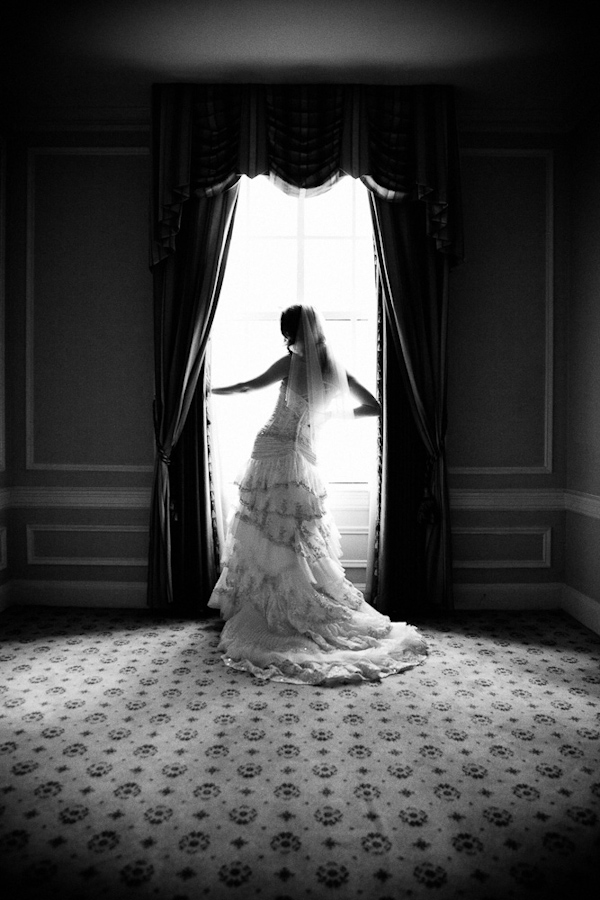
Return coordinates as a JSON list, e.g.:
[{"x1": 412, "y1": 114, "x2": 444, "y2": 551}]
[
  {"x1": 372, "y1": 284, "x2": 428, "y2": 614},
  {"x1": 149, "y1": 82, "x2": 462, "y2": 612},
  {"x1": 168, "y1": 364, "x2": 222, "y2": 611},
  {"x1": 370, "y1": 195, "x2": 454, "y2": 610},
  {"x1": 148, "y1": 188, "x2": 239, "y2": 607}
]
